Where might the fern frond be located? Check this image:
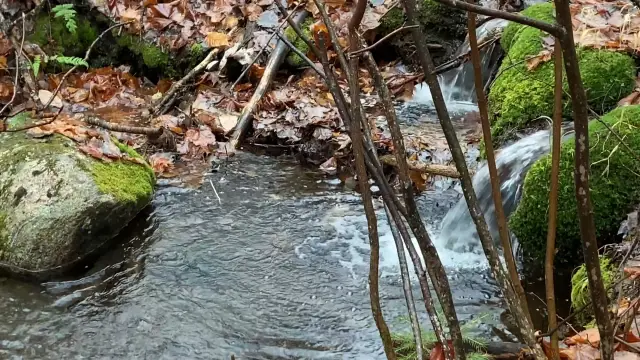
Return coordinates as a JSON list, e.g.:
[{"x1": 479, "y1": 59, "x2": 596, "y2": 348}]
[
  {"x1": 32, "y1": 55, "x2": 41, "y2": 77},
  {"x1": 50, "y1": 55, "x2": 88, "y2": 68},
  {"x1": 52, "y1": 4, "x2": 78, "y2": 34},
  {"x1": 464, "y1": 336, "x2": 488, "y2": 352}
]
